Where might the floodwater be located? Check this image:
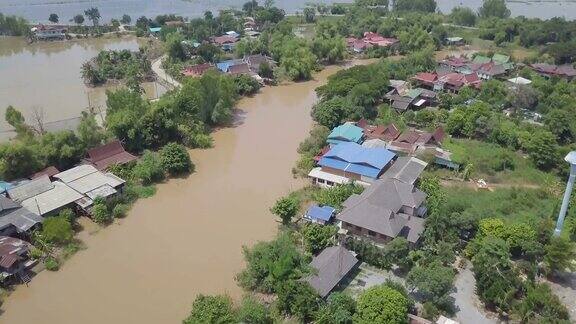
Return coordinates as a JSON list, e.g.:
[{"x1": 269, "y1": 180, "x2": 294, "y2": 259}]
[
  {"x1": 0, "y1": 36, "x2": 164, "y2": 140},
  {"x1": 0, "y1": 0, "x2": 574, "y2": 21},
  {"x1": 0, "y1": 61, "x2": 372, "y2": 324}
]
